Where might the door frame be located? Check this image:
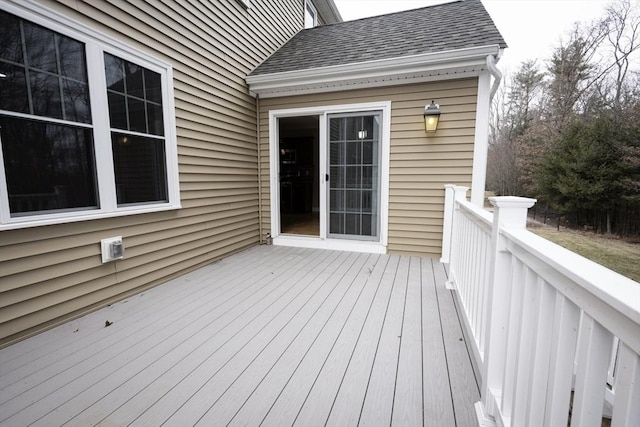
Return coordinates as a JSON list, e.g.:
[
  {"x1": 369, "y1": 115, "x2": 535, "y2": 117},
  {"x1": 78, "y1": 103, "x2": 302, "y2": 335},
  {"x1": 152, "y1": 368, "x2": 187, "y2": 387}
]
[{"x1": 268, "y1": 101, "x2": 391, "y2": 253}]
